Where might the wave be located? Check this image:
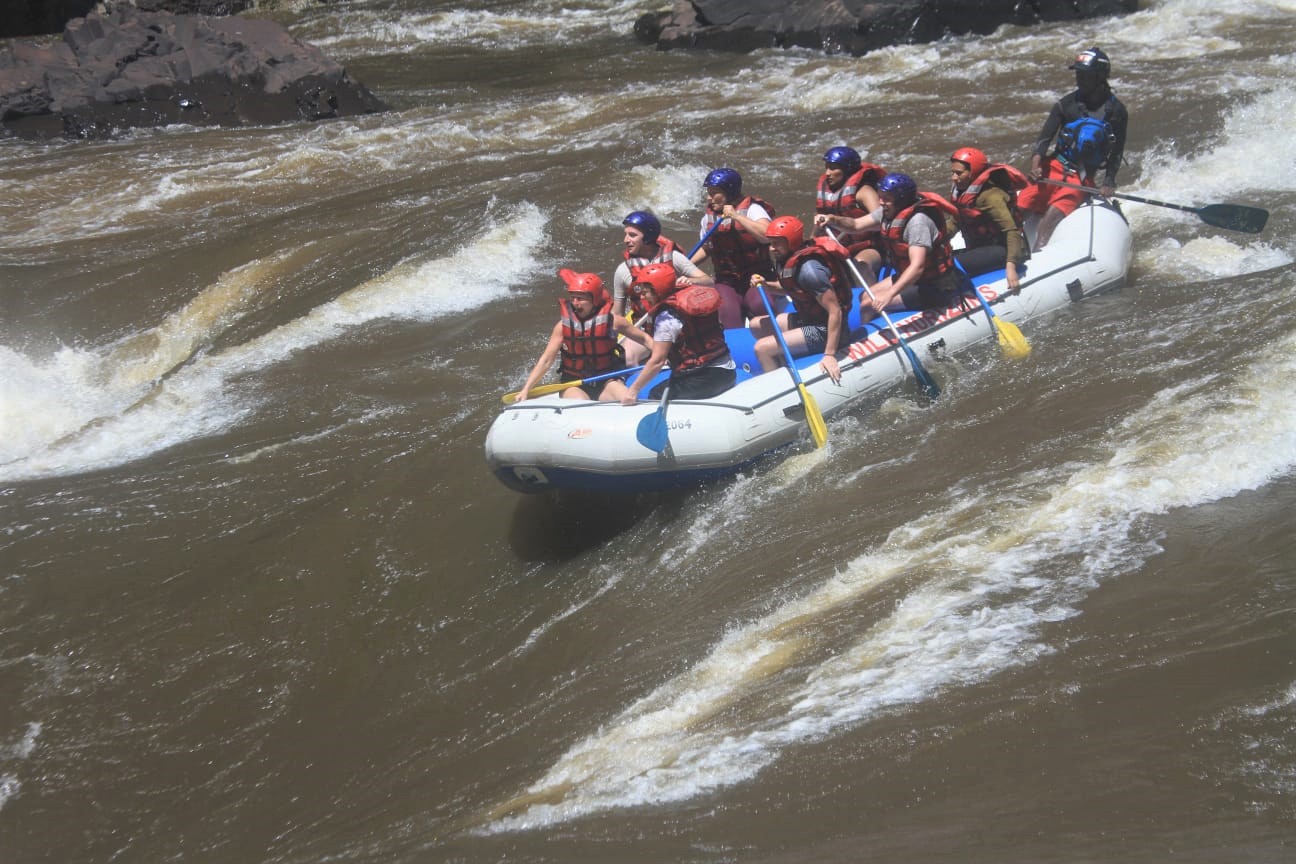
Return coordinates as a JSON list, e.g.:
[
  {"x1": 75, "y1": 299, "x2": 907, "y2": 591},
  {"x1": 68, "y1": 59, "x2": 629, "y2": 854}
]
[
  {"x1": 478, "y1": 327, "x2": 1296, "y2": 832},
  {"x1": 0, "y1": 203, "x2": 549, "y2": 482}
]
